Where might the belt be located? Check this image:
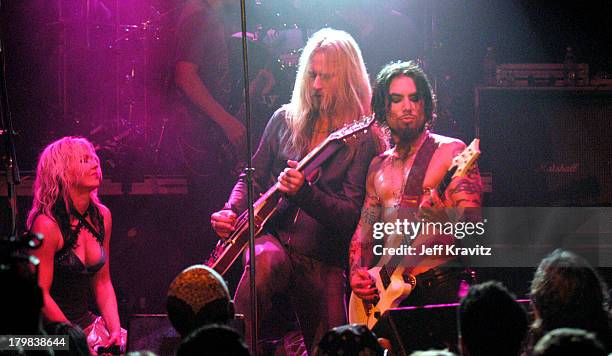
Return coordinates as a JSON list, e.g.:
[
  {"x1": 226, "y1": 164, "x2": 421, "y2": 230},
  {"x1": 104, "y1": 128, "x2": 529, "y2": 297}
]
[{"x1": 415, "y1": 262, "x2": 476, "y2": 287}]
